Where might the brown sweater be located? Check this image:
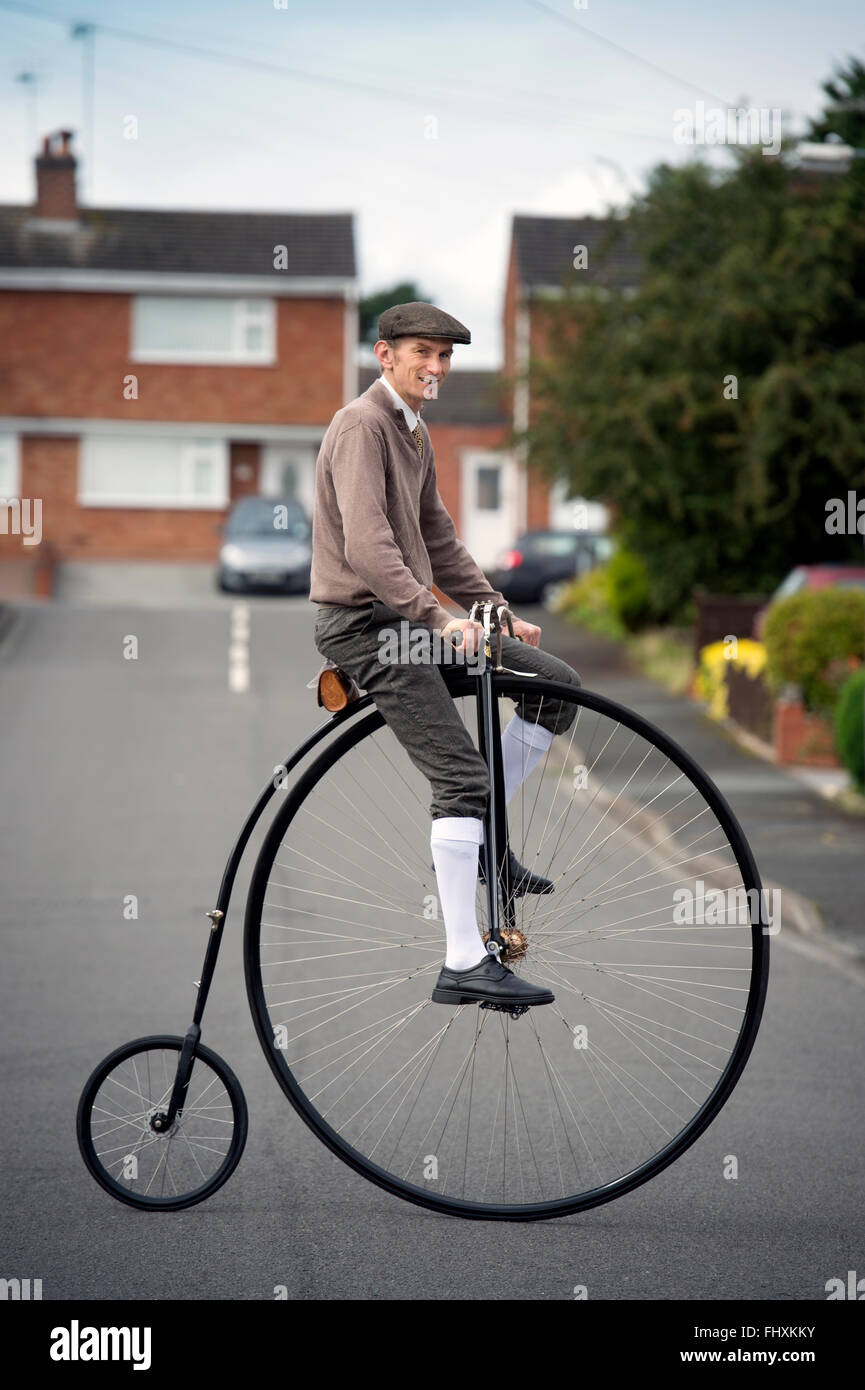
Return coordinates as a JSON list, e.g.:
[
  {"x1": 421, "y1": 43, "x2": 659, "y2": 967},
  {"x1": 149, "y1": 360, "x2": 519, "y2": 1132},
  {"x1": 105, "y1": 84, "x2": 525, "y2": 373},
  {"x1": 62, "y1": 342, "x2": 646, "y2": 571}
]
[{"x1": 309, "y1": 376, "x2": 507, "y2": 630}]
